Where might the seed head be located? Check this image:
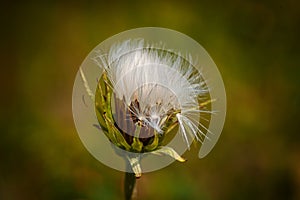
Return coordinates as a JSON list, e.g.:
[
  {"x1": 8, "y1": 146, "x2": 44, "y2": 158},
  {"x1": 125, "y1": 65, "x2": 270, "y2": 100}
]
[{"x1": 94, "y1": 39, "x2": 212, "y2": 152}]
